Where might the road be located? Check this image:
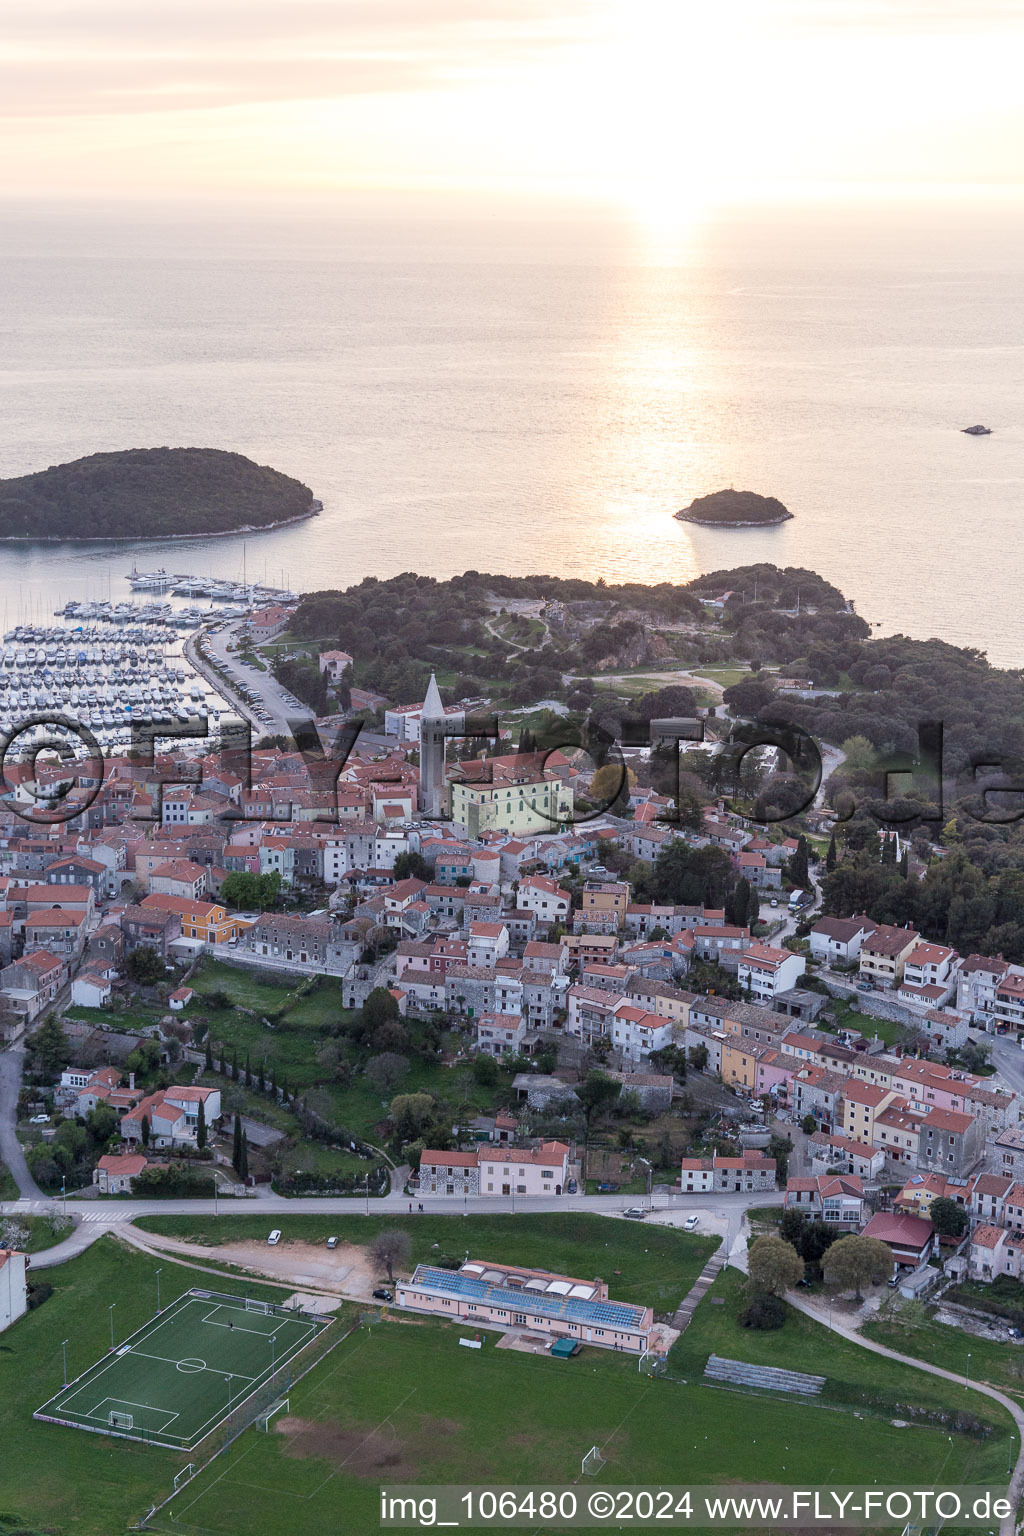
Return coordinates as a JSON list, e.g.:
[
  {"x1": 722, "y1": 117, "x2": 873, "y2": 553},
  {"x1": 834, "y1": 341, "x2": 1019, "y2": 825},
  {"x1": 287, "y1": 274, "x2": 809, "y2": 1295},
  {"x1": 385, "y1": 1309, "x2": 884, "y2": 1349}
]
[
  {"x1": 7, "y1": 1187, "x2": 779, "y2": 1268},
  {"x1": 987, "y1": 1032, "x2": 1024, "y2": 1099},
  {"x1": 186, "y1": 621, "x2": 315, "y2": 739},
  {"x1": 0, "y1": 1046, "x2": 43, "y2": 1199}
]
